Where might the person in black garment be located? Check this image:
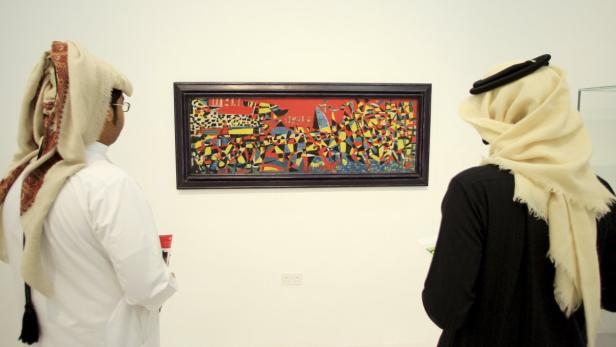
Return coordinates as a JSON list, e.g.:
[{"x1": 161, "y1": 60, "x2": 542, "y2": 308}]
[{"x1": 422, "y1": 55, "x2": 616, "y2": 347}]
